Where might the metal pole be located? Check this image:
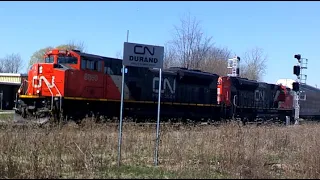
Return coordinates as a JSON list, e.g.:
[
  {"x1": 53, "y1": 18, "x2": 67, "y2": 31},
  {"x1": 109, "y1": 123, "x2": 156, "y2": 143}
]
[
  {"x1": 117, "y1": 64, "x2": 125, "y2": 166},
  {"x1": 117, "y1": 30, "x2": 129, "y2": 166},
  {"x1": 127, "y1": 30, "x2": 129, "y2": 42},
  {"x1": 294, "y1": 57, "x2": 303, "y2": 125},
  {"x1": 286, "y1": 116, "x2": 290, "y2": 126},
  {"x1": 15, "y1": 93, "x2": 18, "y2": 109},
  {"x1": 154, "y1": 68, "x2": 162, "y2": 166},
  {"x1": 0, "y1": 92, "x2": 3, "y2": 110},
  {"x1": 294, "y1": 91, "x2": 299, "y2": 125}
]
